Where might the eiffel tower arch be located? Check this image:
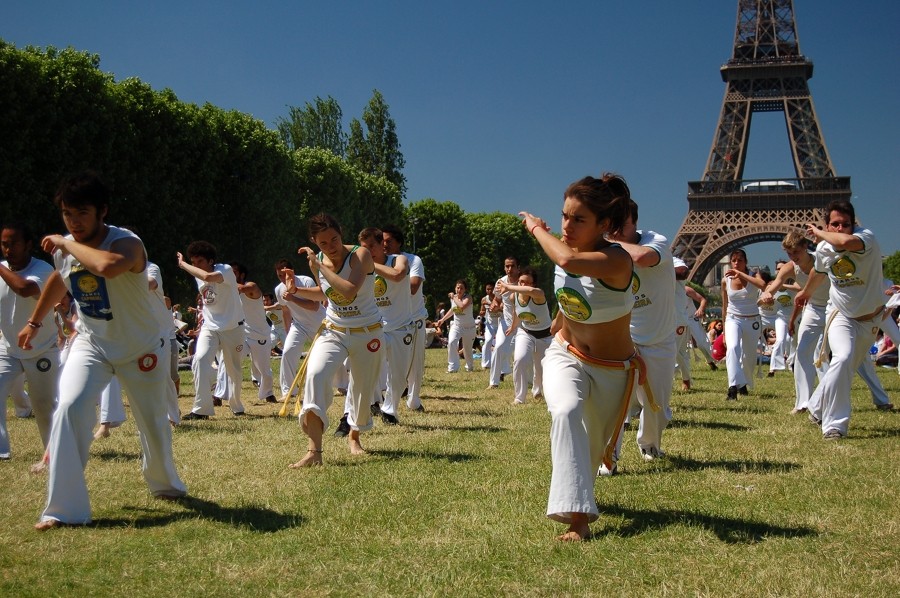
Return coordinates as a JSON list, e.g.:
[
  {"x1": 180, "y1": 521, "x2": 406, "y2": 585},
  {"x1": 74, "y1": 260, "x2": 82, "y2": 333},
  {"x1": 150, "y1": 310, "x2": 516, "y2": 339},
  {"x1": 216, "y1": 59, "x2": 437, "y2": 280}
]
[{"x1": 671, "y1": 0, "x2": 851, "y2": 283}]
